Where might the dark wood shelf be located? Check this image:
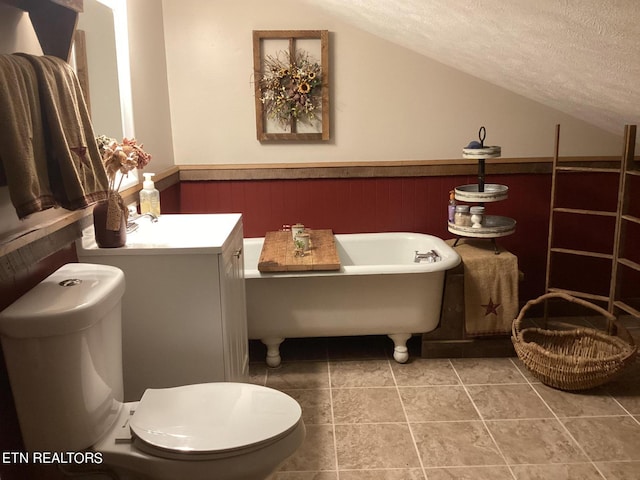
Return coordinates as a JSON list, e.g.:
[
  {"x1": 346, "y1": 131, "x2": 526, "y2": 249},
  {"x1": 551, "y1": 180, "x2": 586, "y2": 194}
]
[{"x1": 0, "y1": 0, "x2": 82, "y2": 60}]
